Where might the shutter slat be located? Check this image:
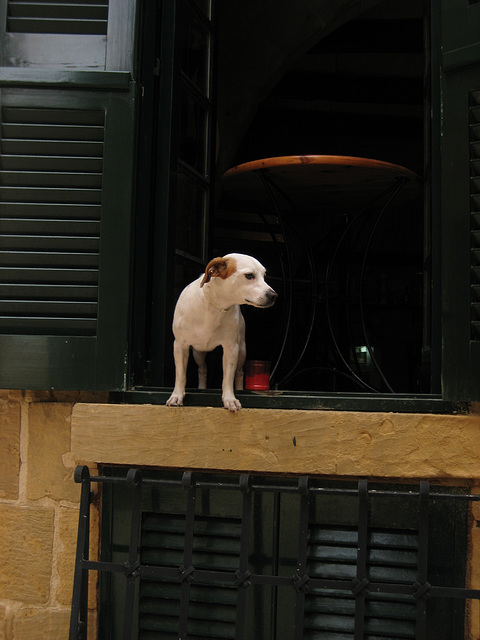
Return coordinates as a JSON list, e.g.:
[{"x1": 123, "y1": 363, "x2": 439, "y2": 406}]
[
  {"x1": 471, "y1": 141, "x2": 480, "y2": 159},
  {"x1": 0, "y1": 283, "x2": 98, "y2": 299},
  {"x1": 0, "y1": 316, "x2": 97, "y2": 335},
  {"x1": 3, "y1": 107, "x2": 105, "y2": 126},
  {"x1": 0, "y1": 300, "x2": 97, "y2": 315},
  {"x1": 0, "y1": 187, "x2": 102, "y2": 204},
  {"x1": 0, "y1": 172, "x2": 102, "y2": 188},
  {"x1": 472, "y1": 283, "x2": 480, "y2": 299},
  {"x1": 2, "y1": 123, "x2": 104, "y2": 141},
  {"x1": 0, "y1": 203, "x2": 101, "y2": 219},
  {"x1": 0, "y1": 235, "x2": 99, "y2": 251},
  {"x1": 8, "y1": 2, "x2": 108, "y2": 20},
  {"x1": 0, "y1": 252, "x2": 98, "y2": 267},
  {"x1": 7, "y1": 18, "x2": 107, "y2": 36},
  {"x1": 0, "y1": 218, "x2": 100, "y2": 235},
  {"x1": 0, "y1": 155, "x2": 103, "y2": 172},
  {"x1": 470, "y1": 122, "x2": 480, "y2": 141},
  {"x1": 1, "y1": 139, "x2": 104, "y2": 156},
  {"x1": 0, "y1": 267, "x2": 98, "y2": 283}
]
